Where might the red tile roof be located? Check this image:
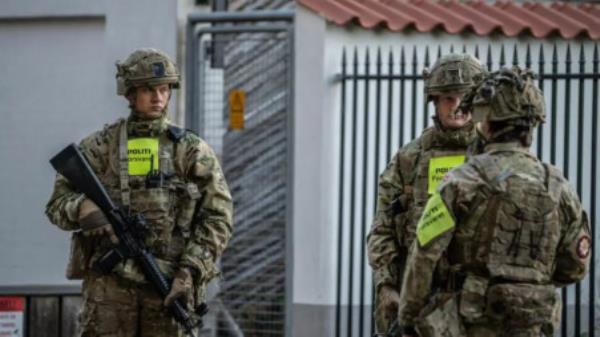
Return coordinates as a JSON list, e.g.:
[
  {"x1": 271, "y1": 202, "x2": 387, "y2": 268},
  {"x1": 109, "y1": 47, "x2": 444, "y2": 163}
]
[{"x1": 297, "y1": 0, "x2": 600, "y2": 40}]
